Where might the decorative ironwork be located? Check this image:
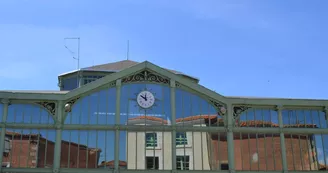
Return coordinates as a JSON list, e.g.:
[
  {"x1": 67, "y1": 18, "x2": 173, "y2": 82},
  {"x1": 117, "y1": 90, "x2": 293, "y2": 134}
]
[
  {"x1": 233, "y1": 106, "x2": 249, "y2": 119},
  {"x1": 67, "y1": 97, "x2": 80, "y2": 105},
  {"x1": 35, "y1": 101, "x2": 56, "y2": 115},
  {"x1": 209, "y1": 99, "x2": 226, "y2": 115},
  {"x1": 175, "y1": 82, "x2": 181, "y2": 88},
  {"x1": 109, "y1": 81, "x2": 116, "y2": 87},
  {"x1": 65, "y1": 97, "x2": 80, "y2": 112},
  {"x1": 122, "y1": 70, "x2": 170, "y2": 84}
]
